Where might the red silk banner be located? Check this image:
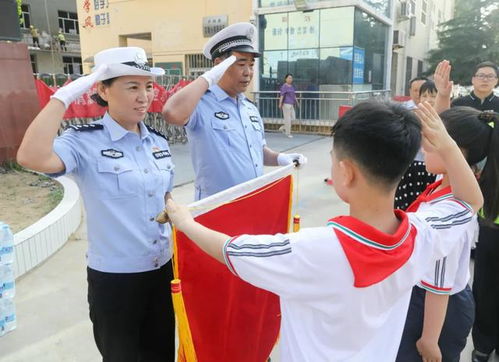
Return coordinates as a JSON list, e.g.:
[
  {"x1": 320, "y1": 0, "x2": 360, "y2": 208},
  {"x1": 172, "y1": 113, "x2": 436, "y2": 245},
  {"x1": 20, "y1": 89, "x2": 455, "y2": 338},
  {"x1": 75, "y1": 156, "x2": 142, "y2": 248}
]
[
  {"x1": 63, "y1": 83, "x2": 106, "y2": 119},
  {"x1": 174, "y1": 175, "x2": 293, "y2": 362},
  {"x1": 149, "y1": 83, "x2": 169, "y2": 113},
  {"x1": 35, "y1": 78, "x2": 191, "y2": 118},
  {"x1": 34, "y1": 79, "x2": 54, "y2": 109}
]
